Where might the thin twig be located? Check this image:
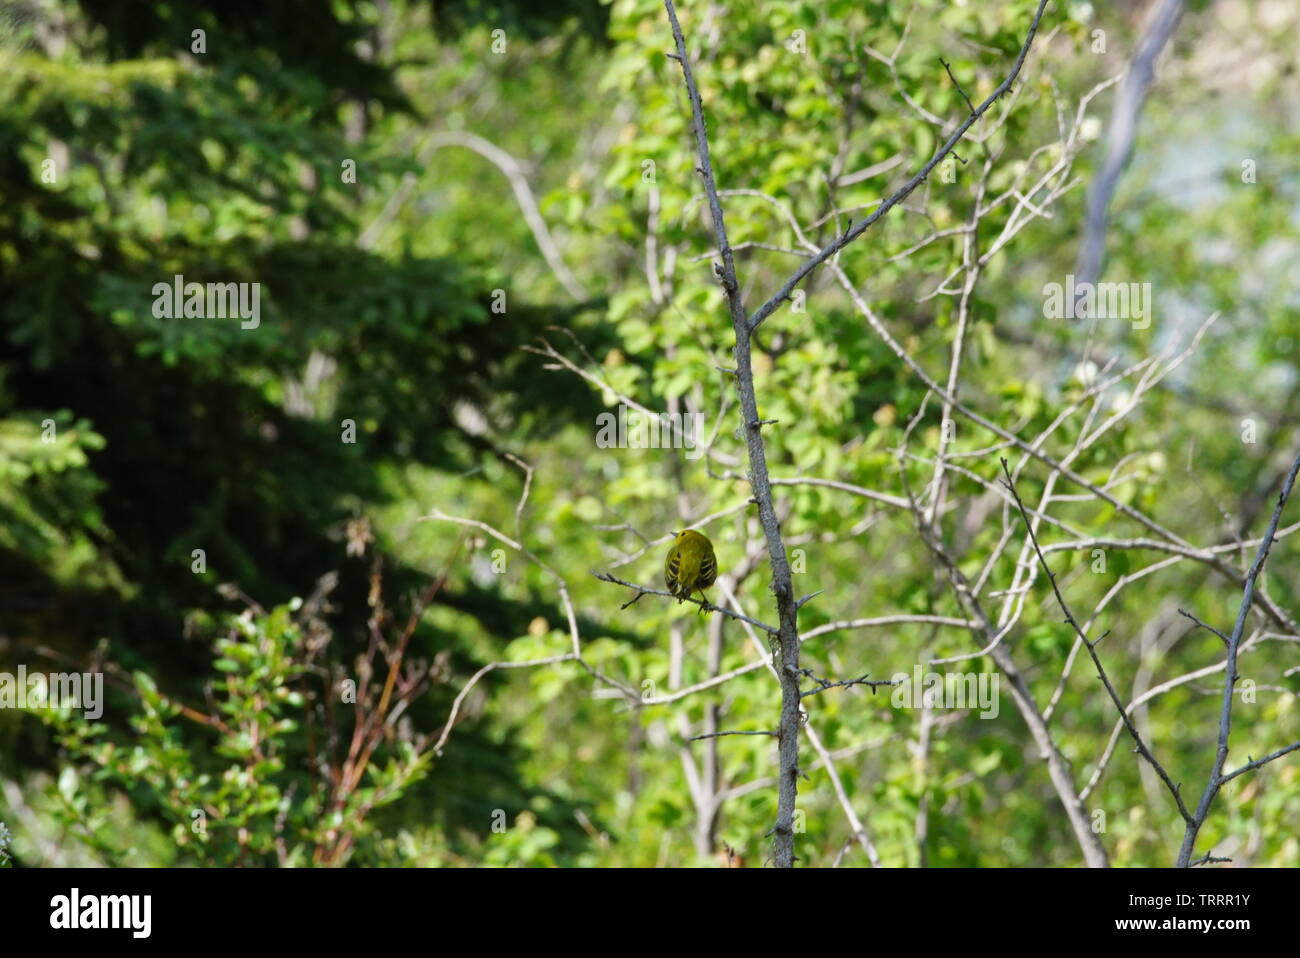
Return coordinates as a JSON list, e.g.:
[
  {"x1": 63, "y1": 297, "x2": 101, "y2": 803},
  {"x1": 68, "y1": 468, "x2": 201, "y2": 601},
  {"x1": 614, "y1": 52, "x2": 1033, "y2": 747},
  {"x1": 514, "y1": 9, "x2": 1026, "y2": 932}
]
[
  {"x1": 688, "y1": 729, "x2": 778, "y2": 741},
  {"x1": 798, "y1": 670, "x2": 899, "y2": 699},
  {"x1": 939, "y1": 57, "x2": 976, "y2": 114},
  {"x1": 1218, "y1": 740, "x2": 1300, "y2": 785},
  {"x1": 1178, "y1": 608, "x2": 1230, "y2": 646},
  {"x1": 593, "y1": 571, "x2": 779, "y2": 634},
  {"x1": 1000, "y1": 457, "x2": 1193, "y2": 825}
]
